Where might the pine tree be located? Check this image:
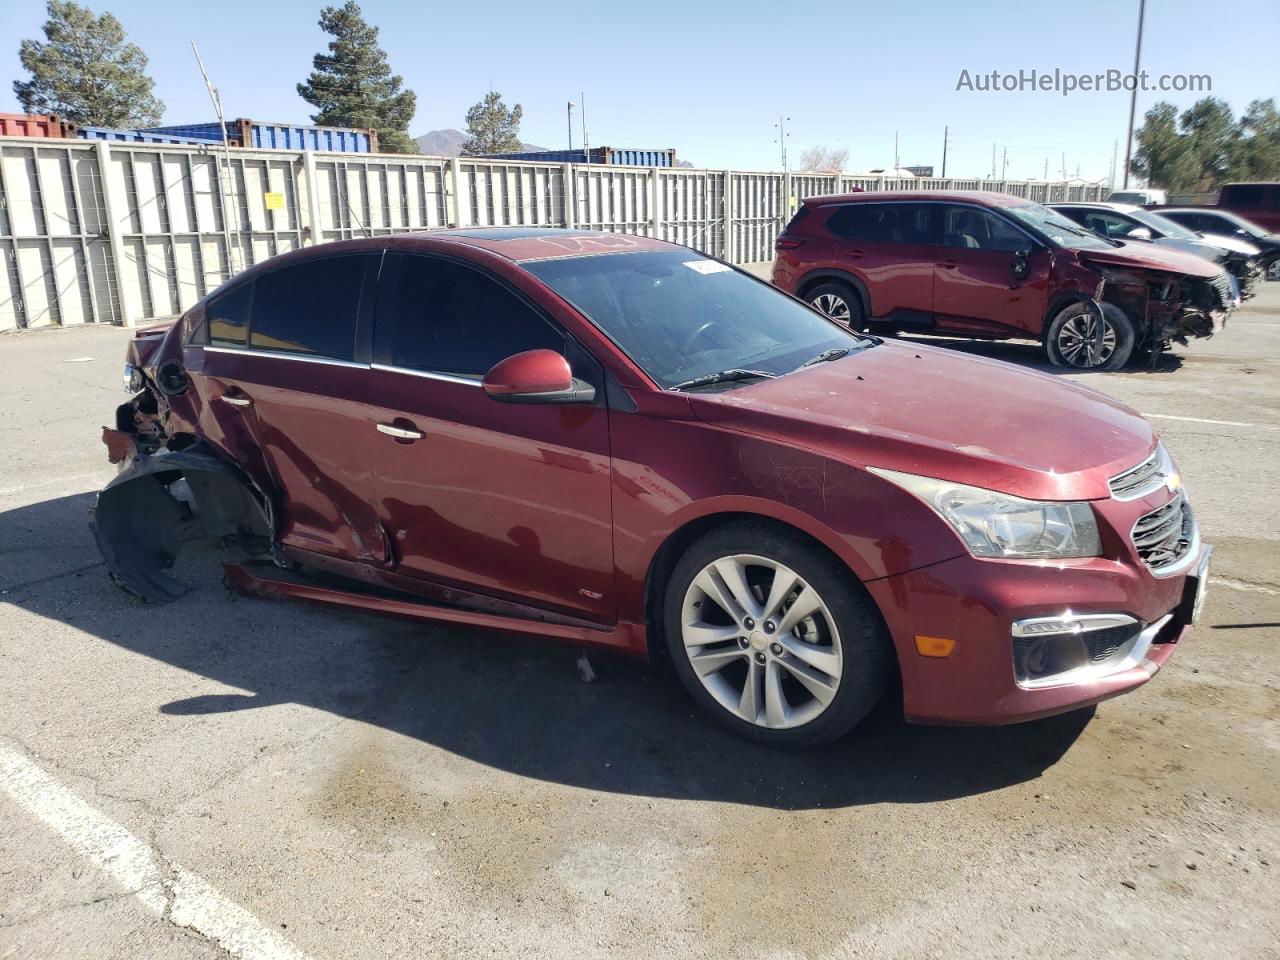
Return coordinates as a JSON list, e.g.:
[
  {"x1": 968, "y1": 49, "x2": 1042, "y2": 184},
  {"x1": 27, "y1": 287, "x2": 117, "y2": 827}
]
[
  {"x1": 297, "y1": 1, "x2": 417, "y2": 154},
  {"x1": 13, "y1": 1, "x2": 163, "y2": 127},
  {"x1": 461, "y1": 92, "x2": 524, "y2": 155}
]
